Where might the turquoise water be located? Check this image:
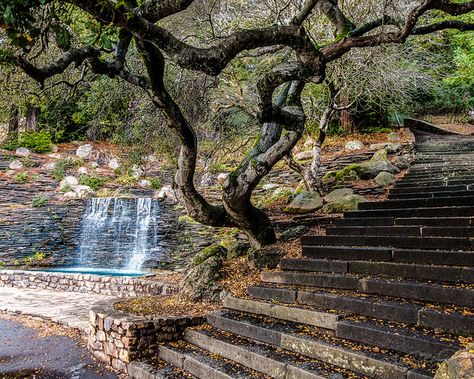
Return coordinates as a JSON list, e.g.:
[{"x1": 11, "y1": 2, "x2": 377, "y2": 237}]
[{"x1": 33, "y1": 267, "x2": 146, "y2": 277}]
